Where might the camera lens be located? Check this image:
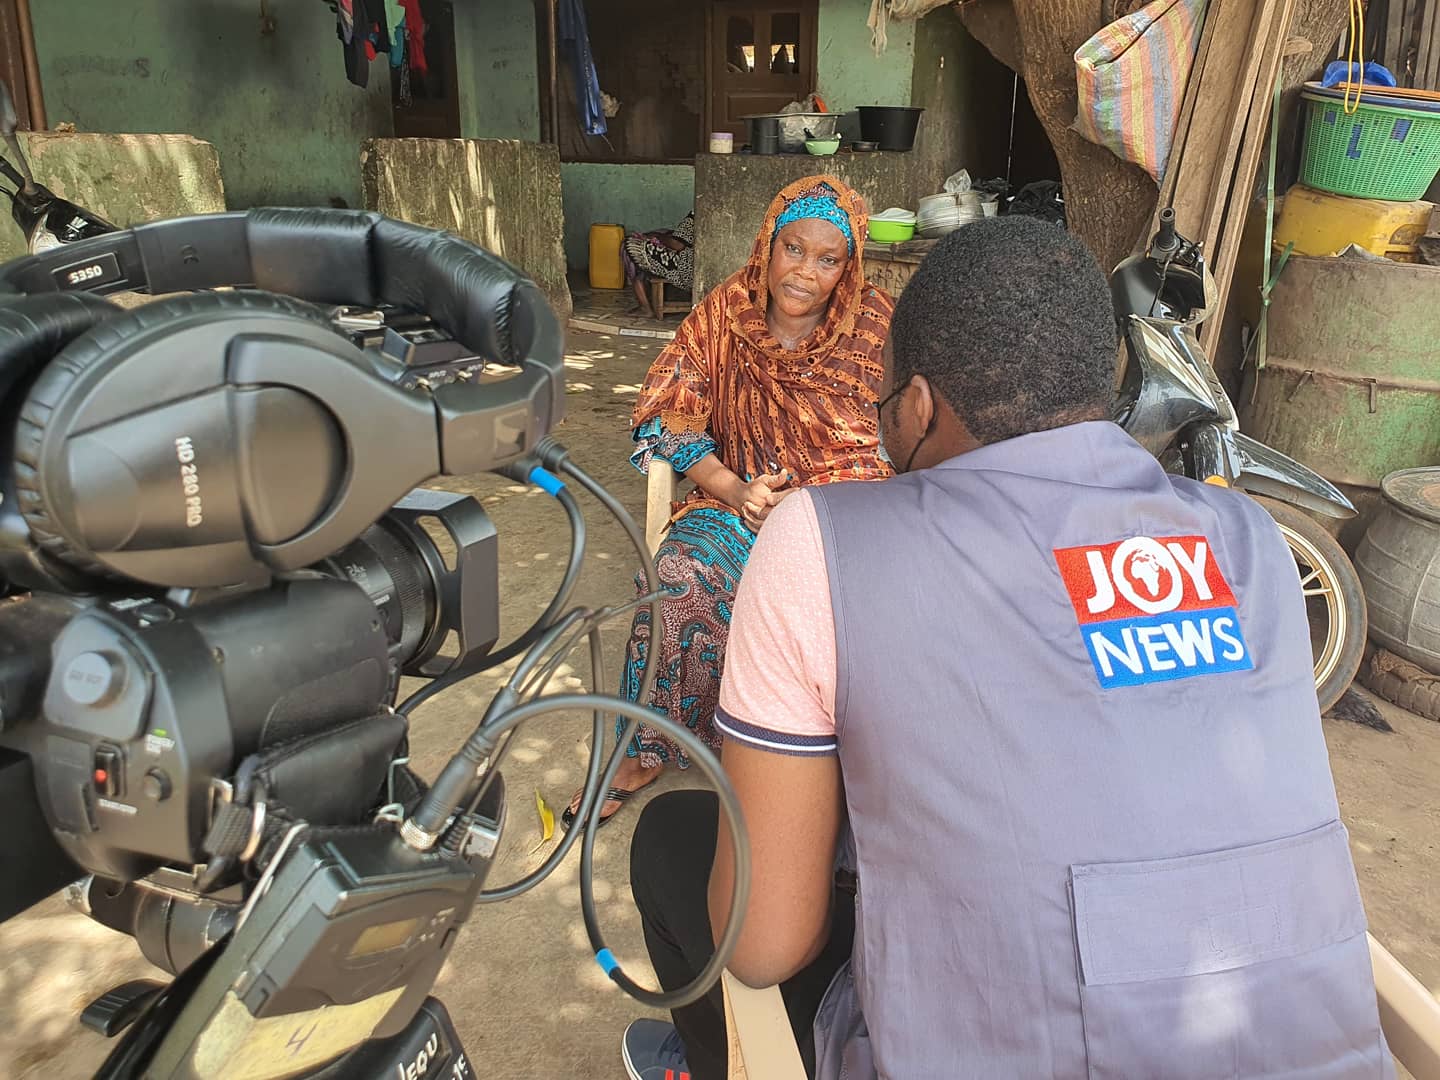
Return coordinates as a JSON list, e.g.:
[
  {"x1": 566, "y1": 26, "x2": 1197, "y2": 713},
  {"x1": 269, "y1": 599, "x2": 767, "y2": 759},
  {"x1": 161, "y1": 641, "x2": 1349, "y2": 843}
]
[{"x1": 314, "y1": 518, "x2": 441, "y2": 671}]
